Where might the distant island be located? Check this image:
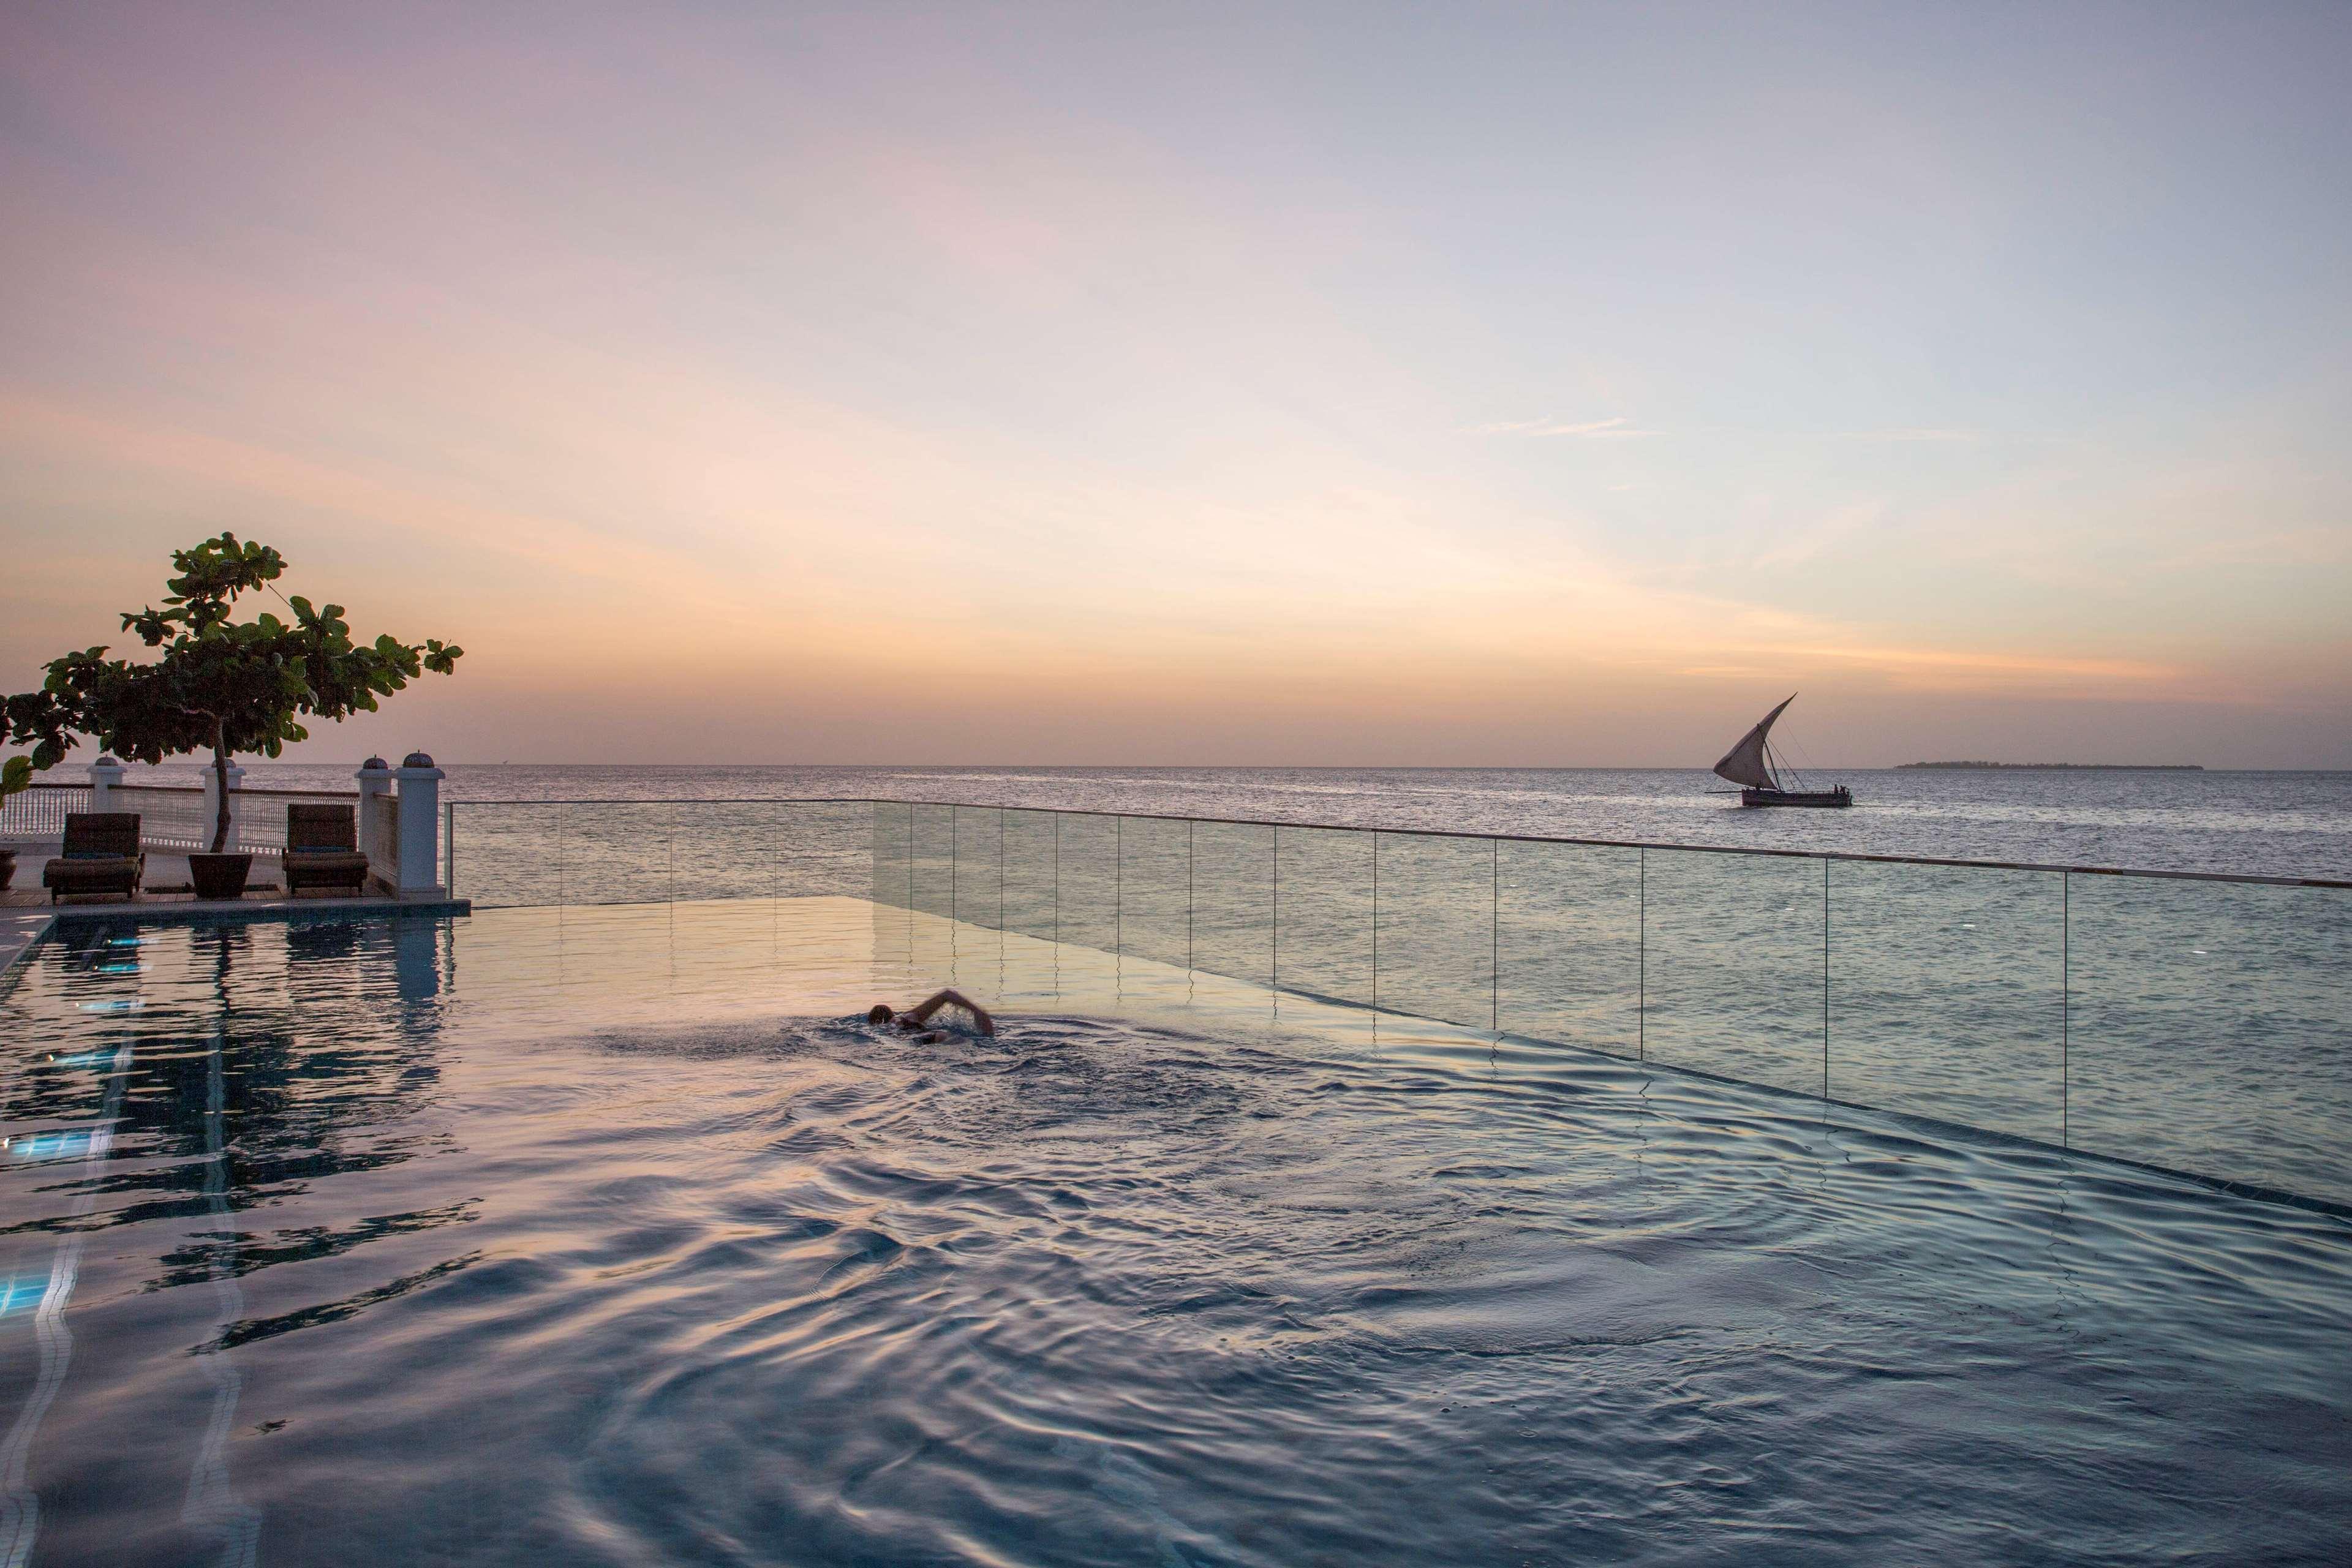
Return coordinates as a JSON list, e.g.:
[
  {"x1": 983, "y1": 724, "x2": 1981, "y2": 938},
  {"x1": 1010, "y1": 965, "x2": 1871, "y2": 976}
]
[{"x1": 1898, "y1": 761, "x2": 2205, "y2": 771}]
